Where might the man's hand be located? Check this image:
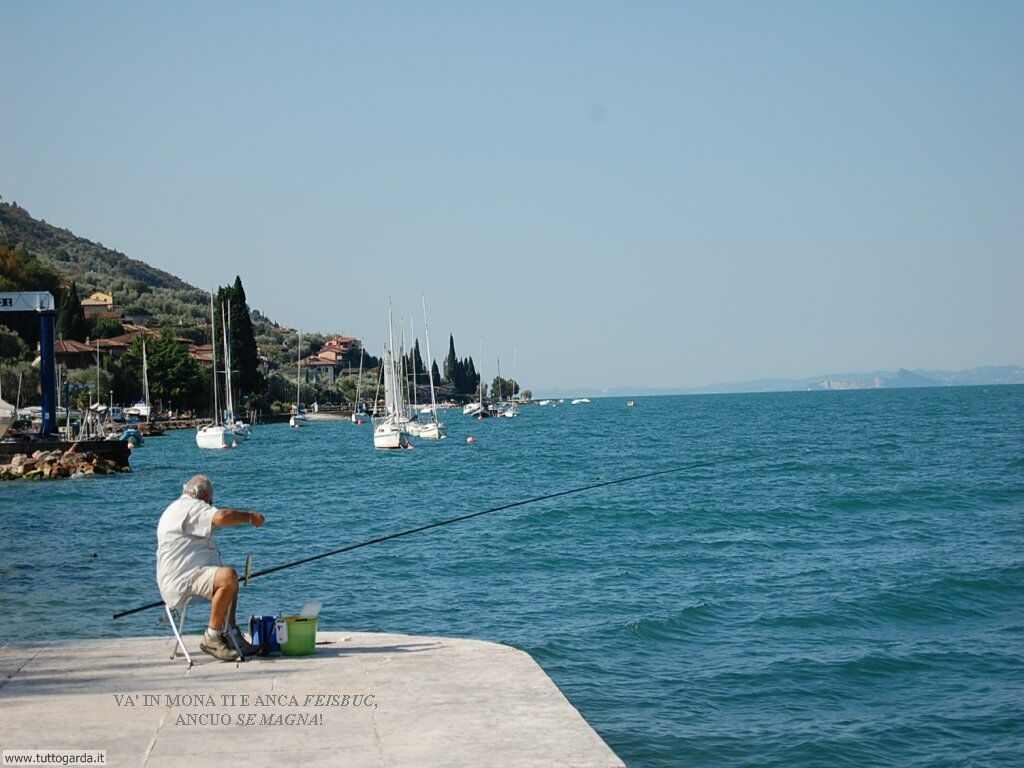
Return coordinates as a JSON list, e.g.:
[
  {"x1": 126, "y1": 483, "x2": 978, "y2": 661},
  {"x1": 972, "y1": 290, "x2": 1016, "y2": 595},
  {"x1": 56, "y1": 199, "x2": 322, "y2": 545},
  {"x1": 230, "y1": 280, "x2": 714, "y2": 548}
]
[{"x1": 250, "y1": 512, "x2": 265, "y2": 527}]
